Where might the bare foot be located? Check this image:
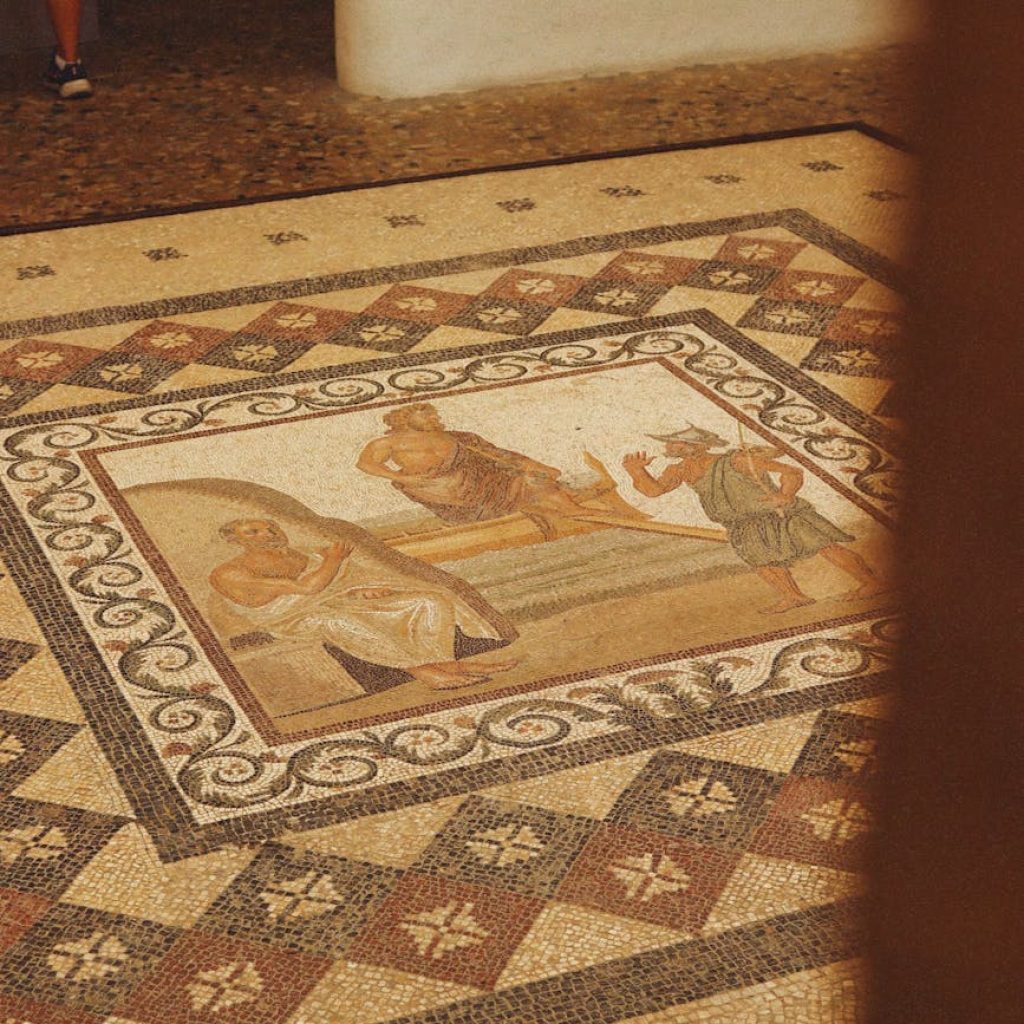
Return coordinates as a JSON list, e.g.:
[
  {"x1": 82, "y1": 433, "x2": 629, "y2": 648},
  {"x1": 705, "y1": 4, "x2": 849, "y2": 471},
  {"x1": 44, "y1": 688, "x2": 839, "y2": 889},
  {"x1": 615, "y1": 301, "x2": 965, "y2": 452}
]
[
  {"x1": 841, "y1": 579, "x2": 892, "y2": 602},
  {"x1": 761, "y1": 595, "x2": 816, "y2": 615},
  {"x1": 409, "y1": 656, "x2": 518, "y2": 690},
  {"x1": 424, "y1": 673, "x2": 491, "y2": 691},
  {"x1": 461, "y1": 657, "x2": 519, "y2": 676},
  {"x1": 409, "y1": 665, "x2": 482, "y2": 690}
]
